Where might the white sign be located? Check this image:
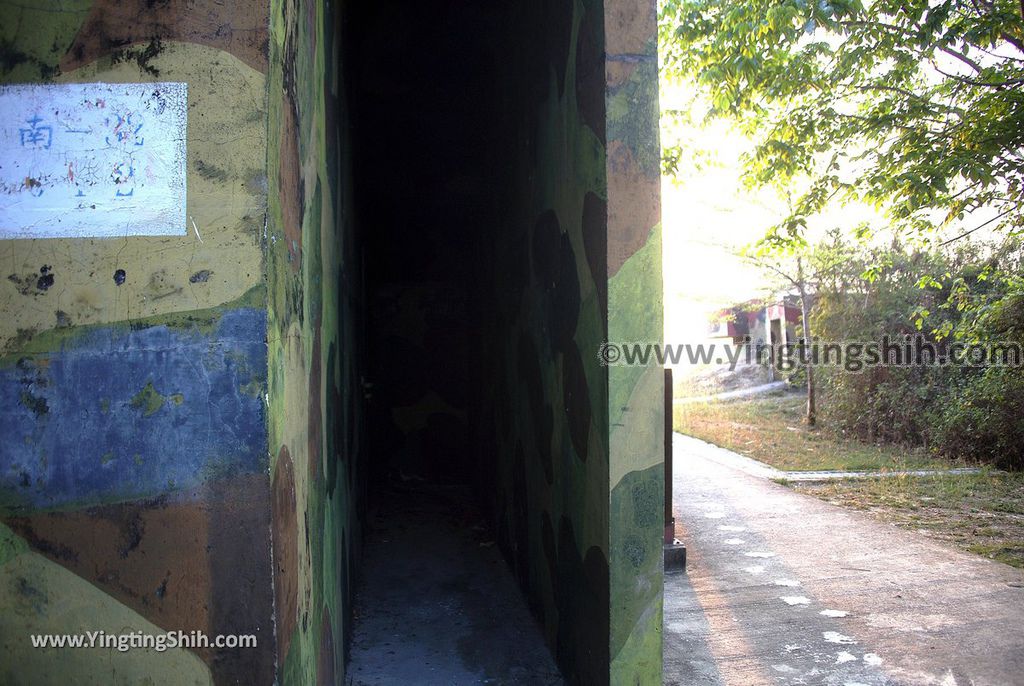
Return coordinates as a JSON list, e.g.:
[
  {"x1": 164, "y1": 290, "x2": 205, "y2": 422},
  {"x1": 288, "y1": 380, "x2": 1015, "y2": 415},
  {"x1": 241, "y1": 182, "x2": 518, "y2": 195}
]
[{"x1": 0, "y1": 82, "x2": 187, "y2": 239}]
